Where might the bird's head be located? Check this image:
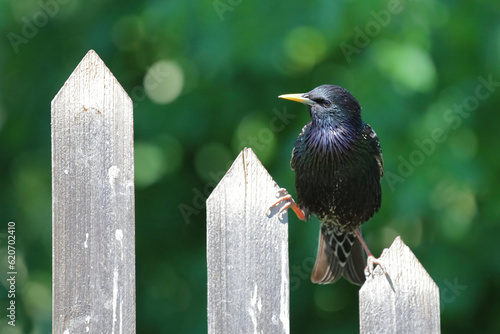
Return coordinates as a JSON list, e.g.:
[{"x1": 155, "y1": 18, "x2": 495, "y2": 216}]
[{"x1": 279, "y1": 85, "x2": 362, "y2": 126}]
